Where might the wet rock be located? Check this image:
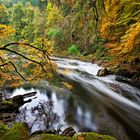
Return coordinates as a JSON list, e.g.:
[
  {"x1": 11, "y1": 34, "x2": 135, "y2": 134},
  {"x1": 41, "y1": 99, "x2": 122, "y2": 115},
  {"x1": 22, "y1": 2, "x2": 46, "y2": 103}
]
[
  {"x1": 31, "y1": 130, "x2": 44, "y2": 135},
  {"x1": 116, "y1": 69, "x2": 131, "y2": 77},
  {"x1": 0, "y1": 100, "x2": 18, "y2": 113},
  {"x1": 61, "y1": 127, "x2": 76, "y2": 137},
  {"x1": 0, "y1": 93, "x2": 2, "y2": 102},
  {"x1": 109, "y1": 66, "x2": 134, "y2": 78},
  {"x1": 12, "y1": 95, "x2": 24, "y2": 106},
  {"x1": 46, "y1": 129, "x2": 58, "y2": 134},
  {"x1": 109, "y1": 65, "x2": 140, "y2": 88},
  {"x1": 31, "y1": 129, "x2": 59, "y2": 136},
  {"x1": 0, "y1": 93, "x2": 34, "y2": 114},
  {"x1": 115, "y1": 76, "x2": 129, "y2": 83},
  {"x1": 0, "y1": 113, "x2": 17, "y2": 123},
  {"x1": 97, "y1": 68, "x2": 110, "y2": 76}
]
